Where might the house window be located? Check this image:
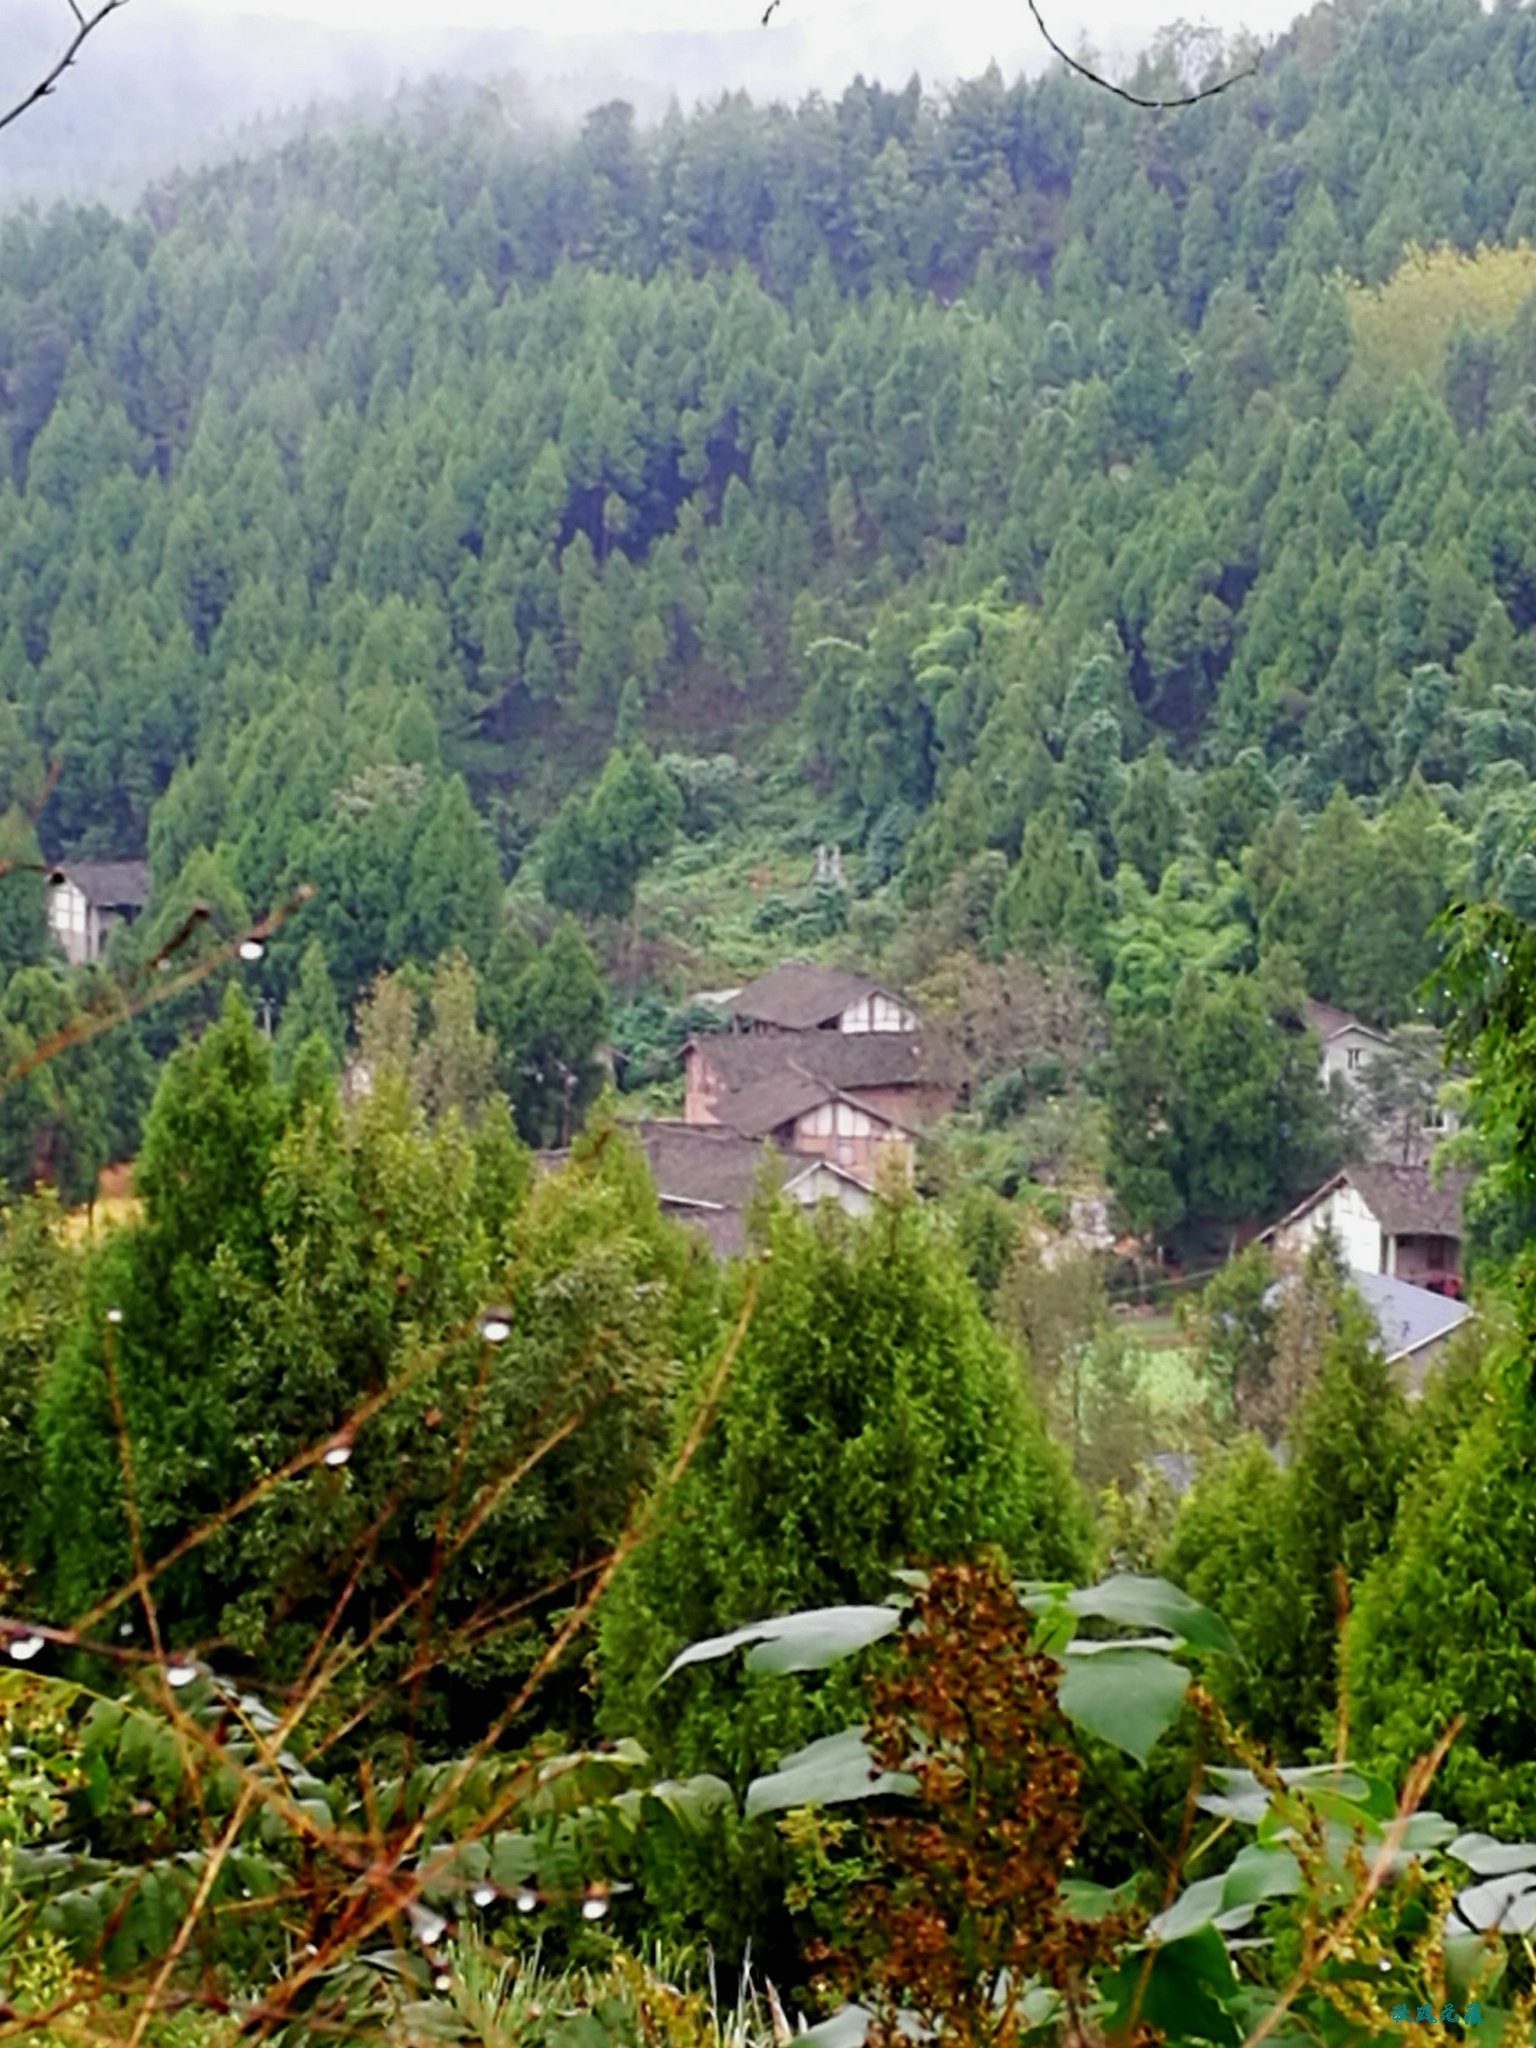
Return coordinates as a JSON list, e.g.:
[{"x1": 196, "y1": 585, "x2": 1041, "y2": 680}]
[
  {"x1": 1422, "y1": 1105, "x2": 1447, "y2": 1131},
  {"x1": 1346, "y1": 1046, "x2": 1365, "y2": 1071}
]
